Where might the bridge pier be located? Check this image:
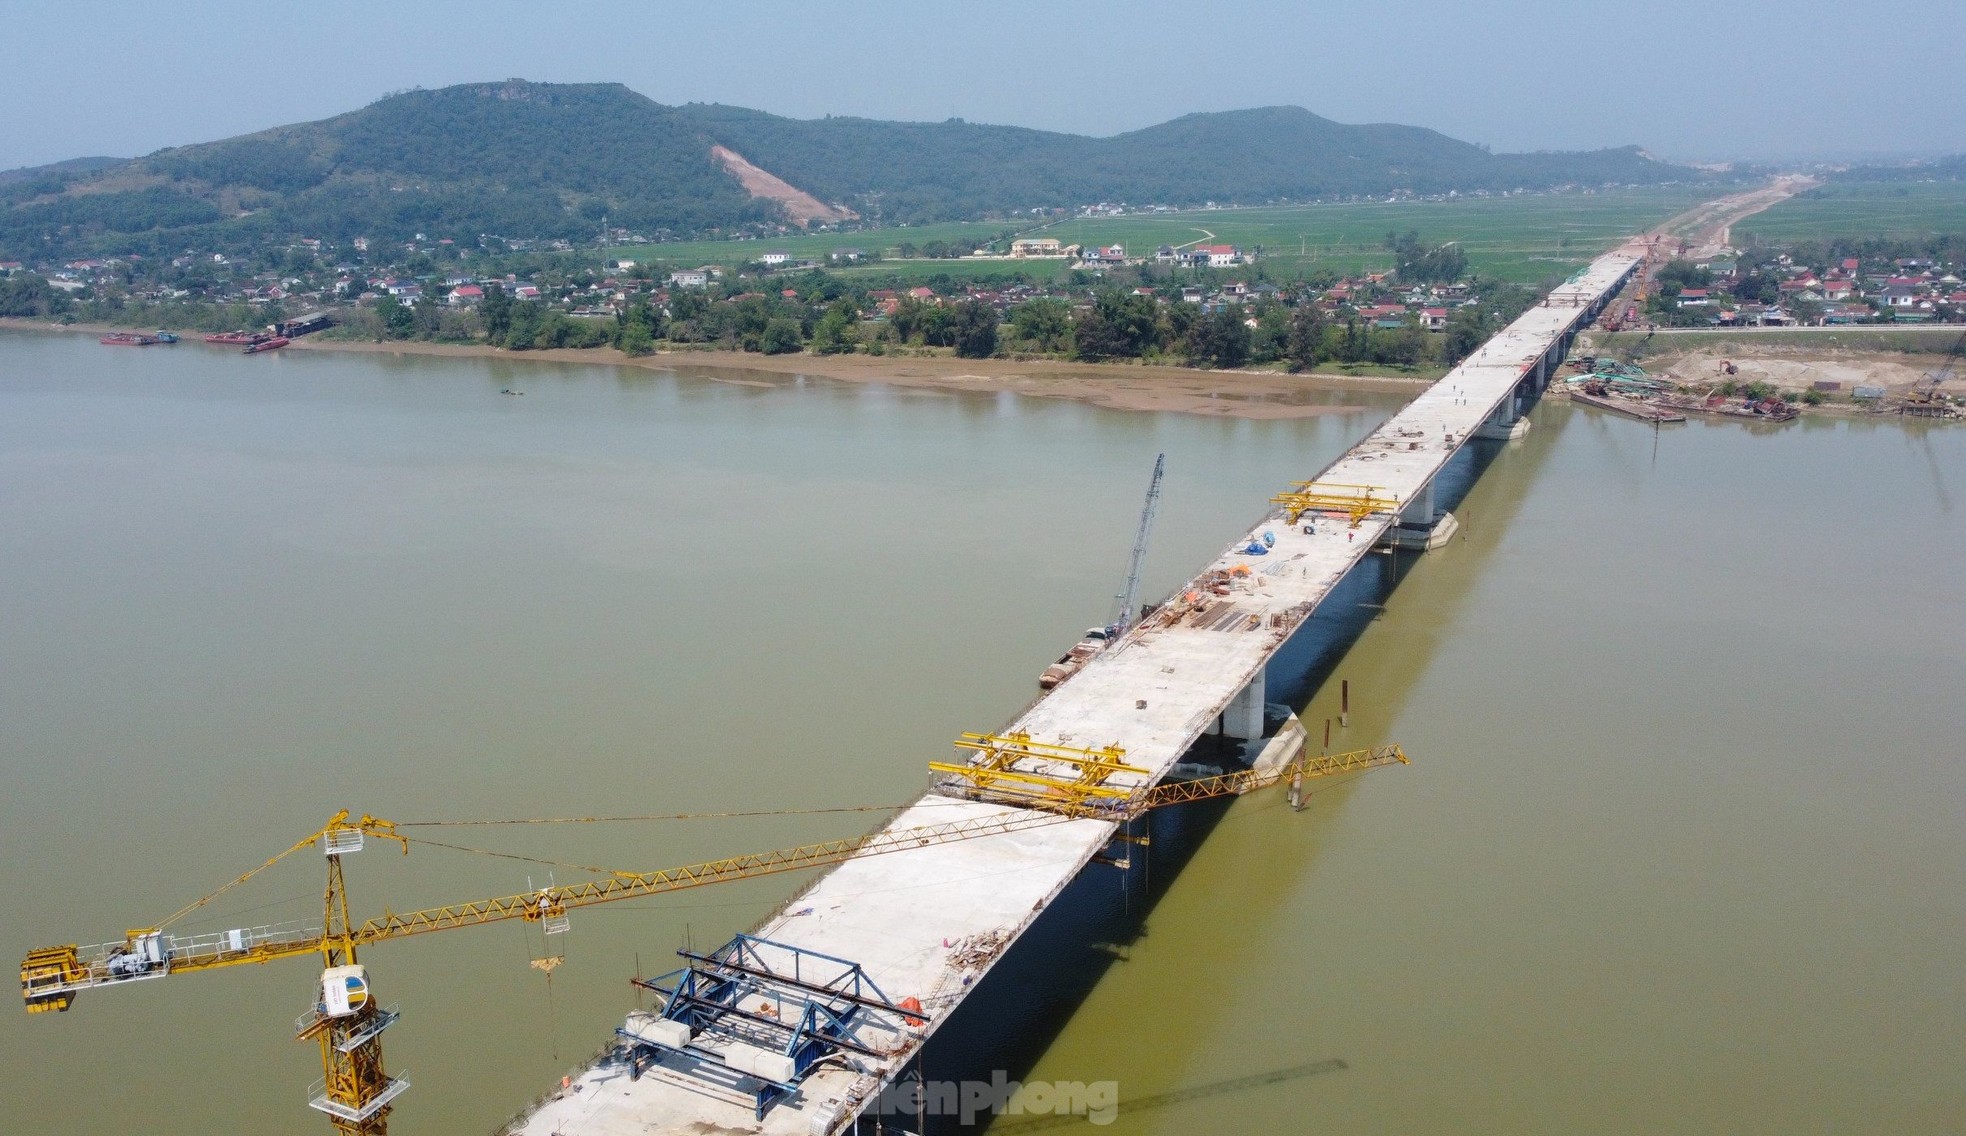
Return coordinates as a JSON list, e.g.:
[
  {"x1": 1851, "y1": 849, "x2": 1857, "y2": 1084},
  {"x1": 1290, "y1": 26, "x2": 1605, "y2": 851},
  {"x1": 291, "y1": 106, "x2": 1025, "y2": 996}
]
[
  {"x1": 1380, "y1": 480, "x2": 1459, "y2": 550},
  {"x1": 1221, "y1": 669, "x2": 1266, "y2": 741},
  {"x1": 1474, "y1": 393, "x2": 1530, "y2": 440}
]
